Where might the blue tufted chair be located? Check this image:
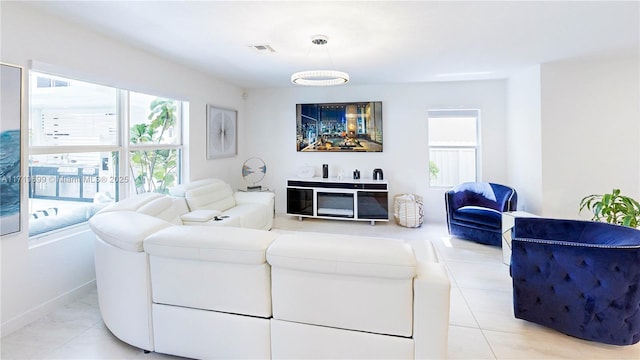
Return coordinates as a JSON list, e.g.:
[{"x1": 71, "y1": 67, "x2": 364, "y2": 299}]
[
  {"x1": 511, "y1": 217, "x2": 640, "y2": 345},
  {"x1": 445, "y1": 182, "x2": 517, "y2": 246}
]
